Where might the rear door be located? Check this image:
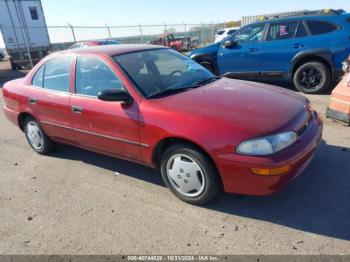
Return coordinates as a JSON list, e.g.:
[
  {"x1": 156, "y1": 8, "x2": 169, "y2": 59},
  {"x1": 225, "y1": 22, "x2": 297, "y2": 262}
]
[
  {"x1": 217, "y1": 23, "x2": 266, "y2": 75},
  {"x1": 70, "y1": 55, "x2": 142, "y2": 161},
  {"x1": 257, "y1": 20, "x2": 308, "y2": 75},
  {"x1": 28, "y1": 55, "x2": 74, "y2": 142}
]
